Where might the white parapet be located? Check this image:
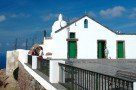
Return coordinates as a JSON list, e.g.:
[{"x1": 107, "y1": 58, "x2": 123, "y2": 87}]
[
  {"x1": 32, "y1": 56, "x2": 38, "y2": 69},
  {"x1": 20, "y1": 61, "x2": 57, "y2": 90},
  {"x1": 17, "y1": 49, "x2": 29, "y2": 63},
  {"x1": 49, "y1": 60, "x2": 65, "y2": 83}
]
